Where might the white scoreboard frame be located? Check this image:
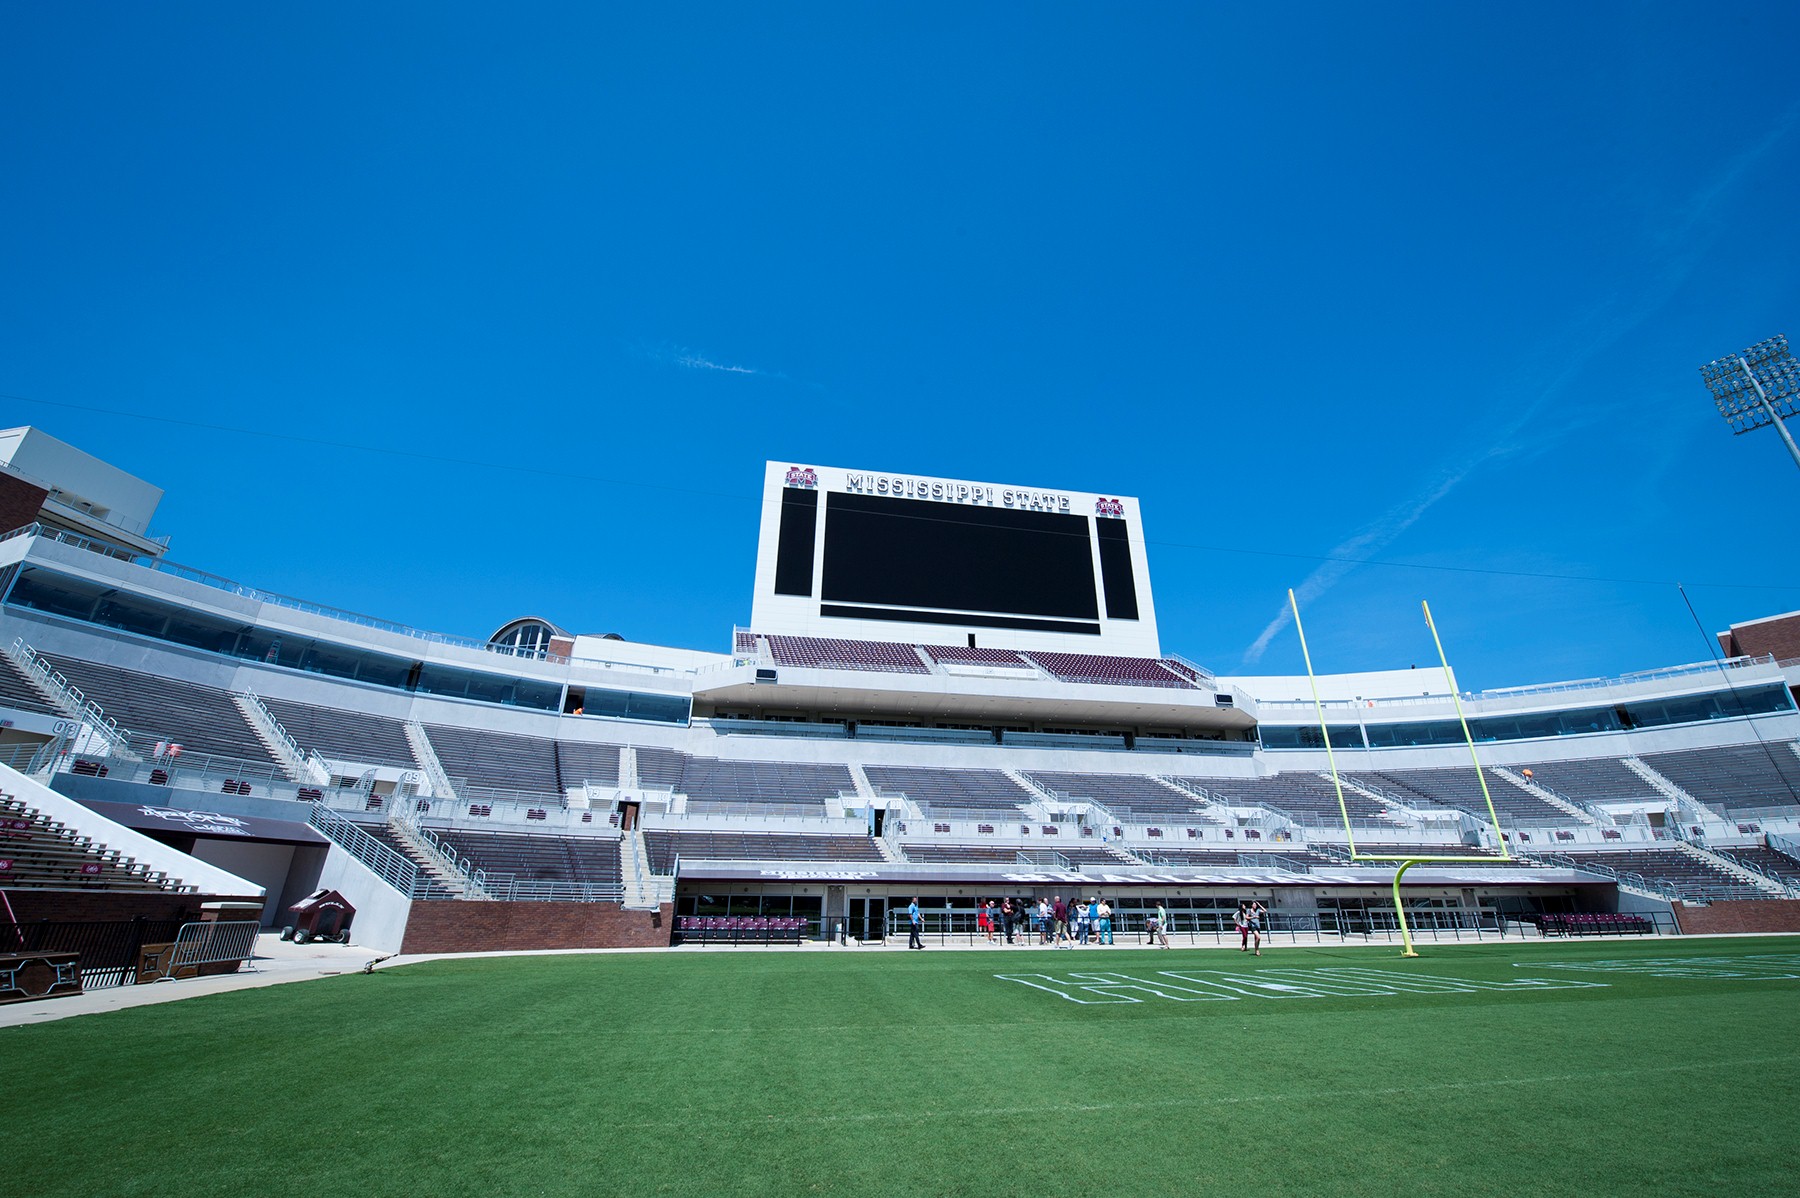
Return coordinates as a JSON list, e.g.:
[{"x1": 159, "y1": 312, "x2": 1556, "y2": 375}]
[{"x1": 748, "y1": 461, "x2": 1161, "y2": 656}]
